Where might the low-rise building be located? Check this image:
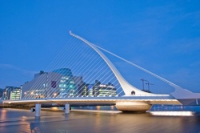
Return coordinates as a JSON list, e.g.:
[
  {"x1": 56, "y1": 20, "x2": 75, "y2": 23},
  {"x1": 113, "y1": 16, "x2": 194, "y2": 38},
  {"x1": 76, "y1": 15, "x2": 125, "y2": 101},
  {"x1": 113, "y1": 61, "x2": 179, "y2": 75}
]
[
  {"x1": 87, "y1": 80, "x2": 117, "y2": 97},
  {"x1": 3, "y1": 86, "x2": 22, "y2": 100},
  {"x1": 97, "y1": 84, "x2": 117, "y2": 97}
]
